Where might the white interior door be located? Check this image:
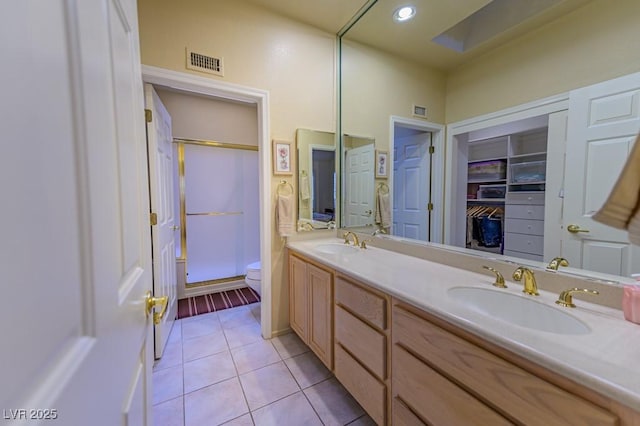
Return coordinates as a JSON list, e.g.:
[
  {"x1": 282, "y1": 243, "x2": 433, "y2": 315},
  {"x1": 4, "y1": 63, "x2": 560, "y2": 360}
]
[
  {"x1": 563, "y1": 72, "x2": 640, "y2": 276},
  {"x1": 2, "y1": 1, "x2": 154, "y2": 425},
  {"x1": 393, "y1": 131, "x2": 431, "y2": 240},
  {"x1": 344, "y1": 145, "x2": 375, "y2": 226},
  {"x1": 145, "y1": 84, "x2": 178, "y2": 360}
]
